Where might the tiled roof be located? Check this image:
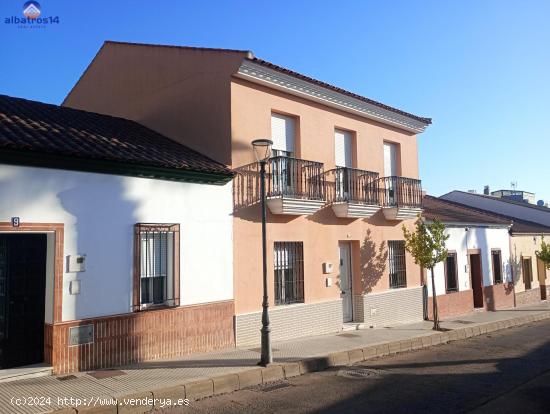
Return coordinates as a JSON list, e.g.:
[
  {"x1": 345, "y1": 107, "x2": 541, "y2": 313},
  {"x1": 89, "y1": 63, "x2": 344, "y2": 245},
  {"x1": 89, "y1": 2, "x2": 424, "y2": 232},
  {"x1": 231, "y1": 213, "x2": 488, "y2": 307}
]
[
  {"x1": 428, "y1": 195, "x2": 550, "y2": 235},
  {"x1": 443, "y1": 190, "x2": 550, "y2": 213},
  {"x1": 248, "y1": 57, "x2": 432, "y2": 125},
  {"x1": 0, "y1": 94, "x2": 231, "y2": 178},
  {"x1": 422, "y1": 196, "x2": 510, "y2": 226}
]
